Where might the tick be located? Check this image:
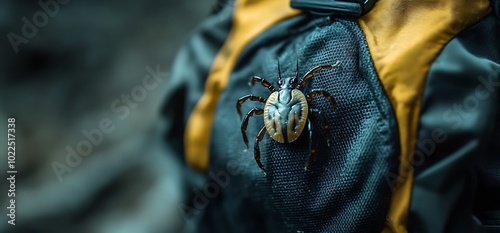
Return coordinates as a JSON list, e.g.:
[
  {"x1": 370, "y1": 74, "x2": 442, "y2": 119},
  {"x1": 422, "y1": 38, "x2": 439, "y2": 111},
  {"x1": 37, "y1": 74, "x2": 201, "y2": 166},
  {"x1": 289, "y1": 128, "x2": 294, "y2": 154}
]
[{"x1": 236, "y1": 60, "x2": 339, "y2": 173}]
